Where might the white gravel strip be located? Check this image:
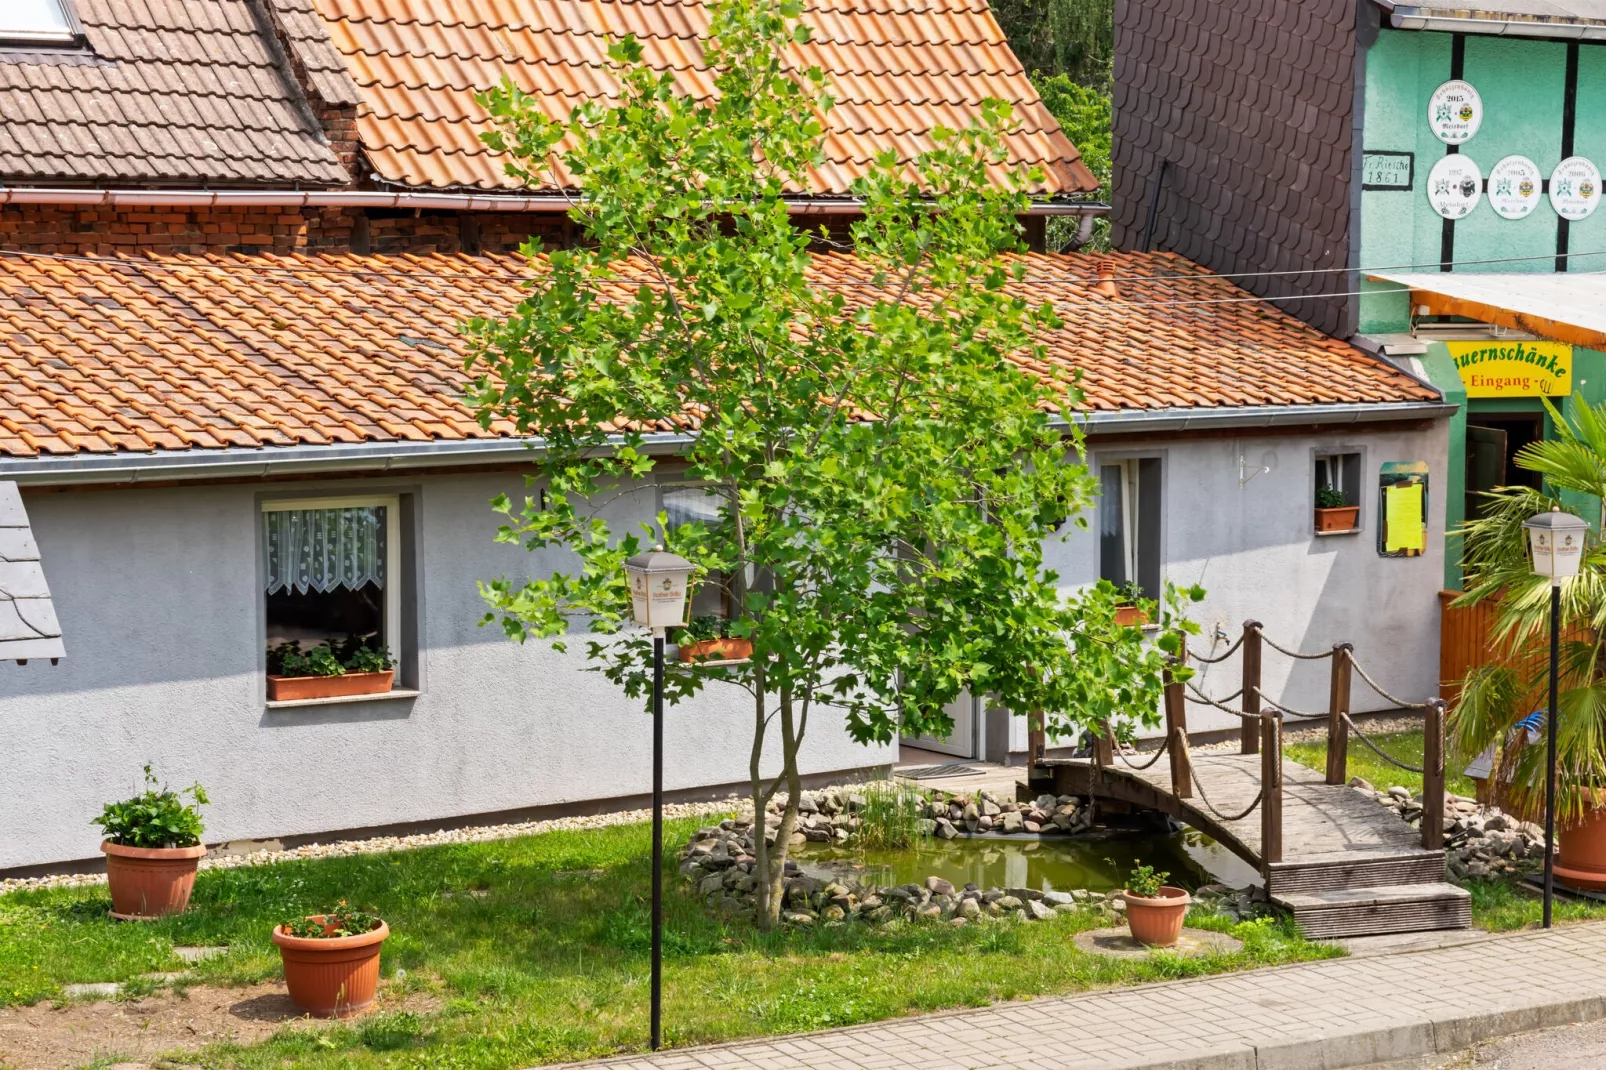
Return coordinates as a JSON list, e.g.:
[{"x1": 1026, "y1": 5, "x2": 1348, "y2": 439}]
[{"x1": 0, "y1": 796, "x2": 748, "y2": 897}]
